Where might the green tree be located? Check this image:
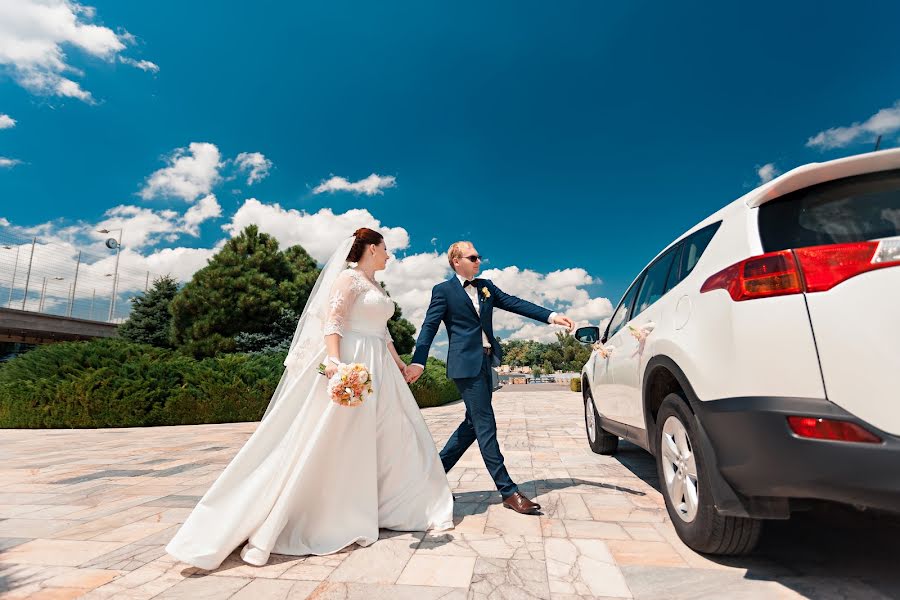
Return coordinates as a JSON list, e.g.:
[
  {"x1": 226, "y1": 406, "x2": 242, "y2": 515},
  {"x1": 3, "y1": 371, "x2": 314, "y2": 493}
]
[
  {"x1": 118, "y1": 275, "x2": 179, "y2": 348},
  {"x1": 234, "y1": 307, "x2": 300, "y2": 353},
  {"x1": 501, "y1": 332, "x2": 592, "y2": 373},
  {"x1": 170, "y1": 225, "x2": 306, "y2": 357},
  {"x1": 282, "y1": 245, "x2": 320, "y2": 314},
  {"x1": 387, "y1": 303, "x2": 416, "y2": 355}
]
